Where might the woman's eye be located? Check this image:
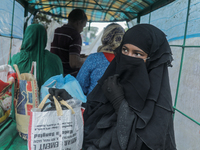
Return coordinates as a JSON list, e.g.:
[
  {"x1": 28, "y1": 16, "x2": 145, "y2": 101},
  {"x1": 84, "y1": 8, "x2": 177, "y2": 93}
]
[
  {"x1": 122, "y1": 48, "x2": 128, "y2": 53},
  {"x1": 135, "y1": 53, "x2": 142, "y2": 57}
]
